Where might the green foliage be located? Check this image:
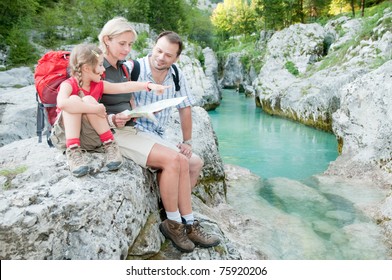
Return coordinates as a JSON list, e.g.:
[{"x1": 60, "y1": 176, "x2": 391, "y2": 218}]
[
  {"x1": 211, "y1": 0, "x2": 257, "y2": 37},
  {"x1": 312, "y1": 3, "x2": 391, "y2": 72},
  {"x1": 133, "y1": 31, "x2": 149, "y2": 55},
  {"x1": 0, "y1": 0, "x2": 39, "y2": 37},
  {"x1": 148, "y1": 0, "x2": 188, "y2": 33},
  {"x1": 364, "y1": 0, "x2": 392, "y2": 17},
  {"x1": 214, "y1": 34, "x2": 264, "y2": 74},
  {"x1": 261, "y1": 0, "x2": 286, "y2": 29},
  {"x1": 35, "y1": 5, "x2": 71, "y2": 49},
  {"x1": 1, "y1": 0, "x2": 390, "y2": 68},
  {"x1": 186, "y1": 8, "x2": 216, "y2": 48},
  {"x1": 0, "y1": 165, "x2": 28, "y2": 189},
  {"x1": 6, "y1": 21, "x2": 39, "y2": 67},
  {"x1": 285, "y1": 61, "x2": 299, "y2": 76}
]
